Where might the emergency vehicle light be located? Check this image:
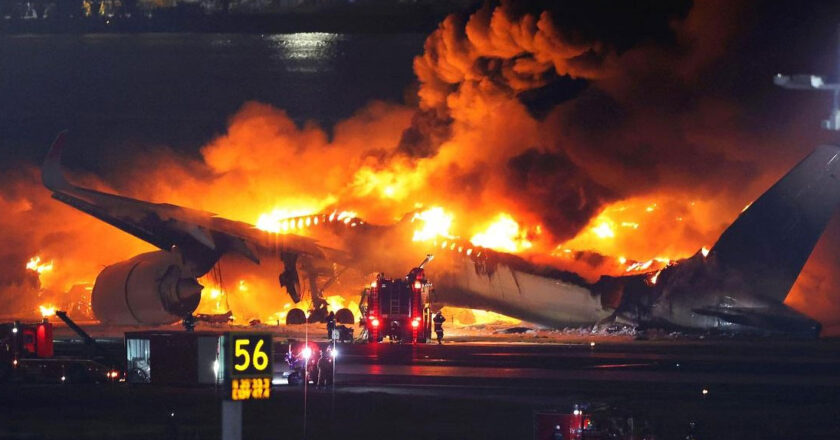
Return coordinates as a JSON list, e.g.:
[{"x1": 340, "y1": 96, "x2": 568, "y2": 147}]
[
  {"x1": 302, "y1": 346, "x2": 313, "y2": 359},
  {"x1": 413, "y1": 280, "x2": 422, "y2": 290},
  {"x1": 371, "y1": 318, "x2": 380, "y2": 327},
  {"x1": 411, "y1": 319, "x2": 419, "y2": 328}
]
